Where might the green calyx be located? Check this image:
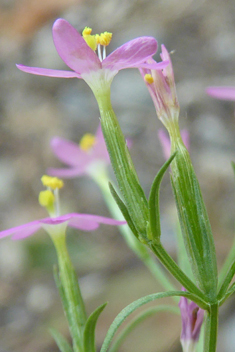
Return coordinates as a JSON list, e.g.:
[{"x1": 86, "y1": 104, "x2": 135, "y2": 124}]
[{"x1": 168, "y1": 121, "x2": 218, "y2": 300}]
